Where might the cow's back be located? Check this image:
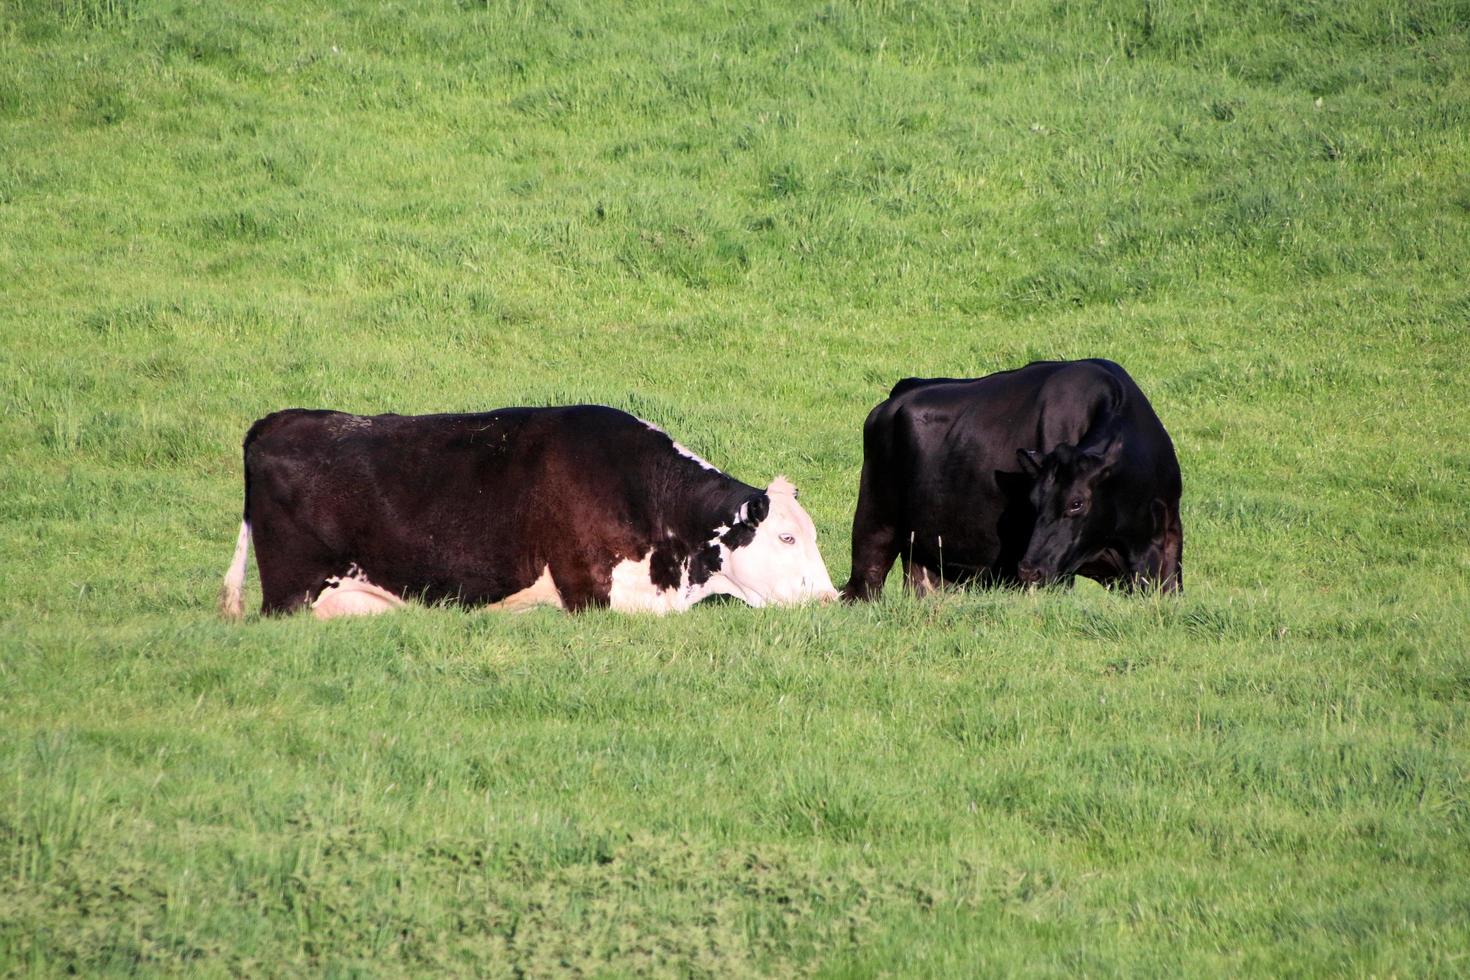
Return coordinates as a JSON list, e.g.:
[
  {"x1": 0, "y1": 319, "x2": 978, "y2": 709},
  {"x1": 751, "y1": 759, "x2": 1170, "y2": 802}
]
[
  {"x1": 872, "y1": 360, "x2": 1119, "y2": 483},
  {"x1": 246, "y1": 405, "x2": 650, "y2": 503}
]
